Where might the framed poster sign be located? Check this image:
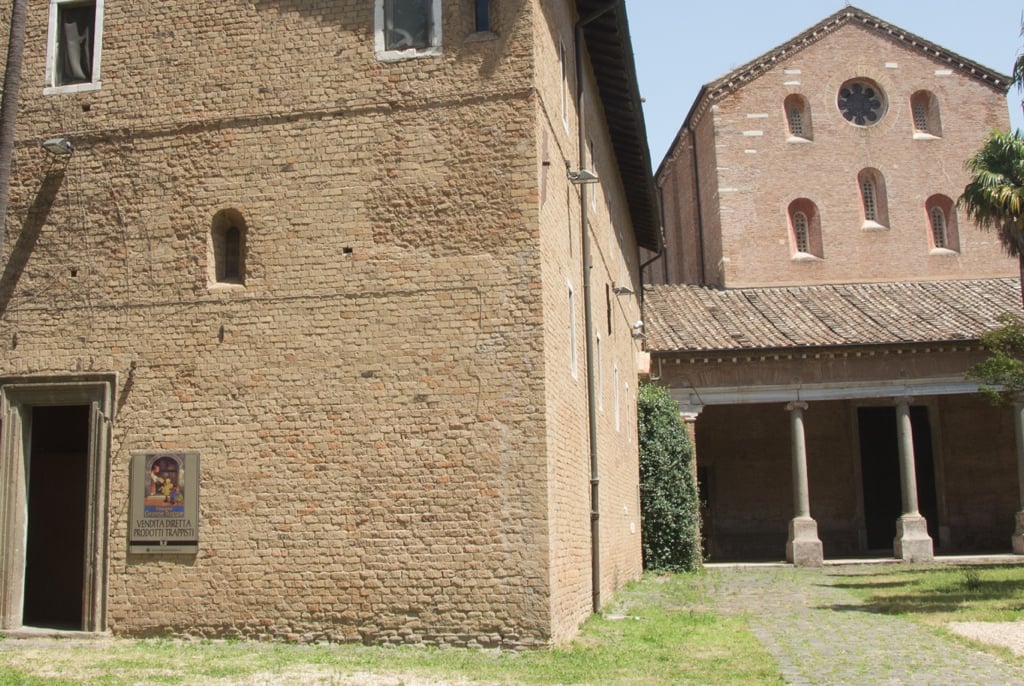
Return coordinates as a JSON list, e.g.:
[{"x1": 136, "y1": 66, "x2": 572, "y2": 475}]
[{"x1": 129, "y1": 451, "x2": 199, "y2": 554}]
